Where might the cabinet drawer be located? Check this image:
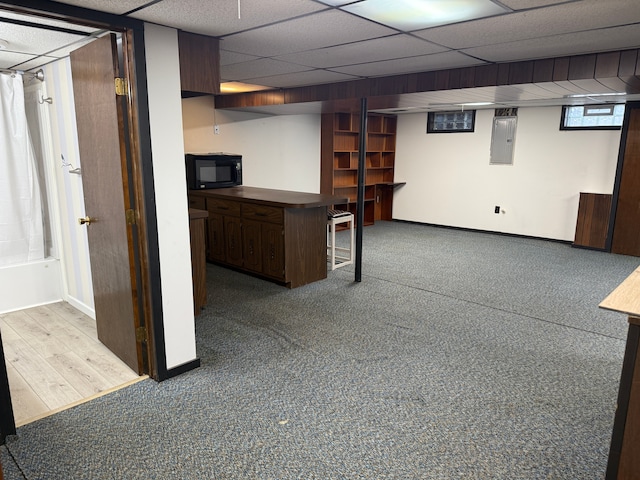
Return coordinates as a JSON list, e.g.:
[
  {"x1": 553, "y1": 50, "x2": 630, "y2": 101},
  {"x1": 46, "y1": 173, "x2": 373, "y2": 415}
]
[
  {"x1": 189, "y1": 195, "x2": 206, "y2": 210},
  {"x1": 206, "y1": 198, "x2": 241, "y2": 216},
  {"x1": 242, "y1": 203, "x2": 283, "y2": 224}
]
